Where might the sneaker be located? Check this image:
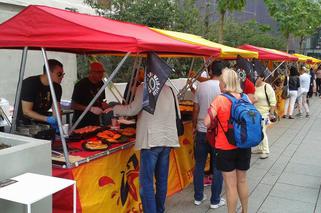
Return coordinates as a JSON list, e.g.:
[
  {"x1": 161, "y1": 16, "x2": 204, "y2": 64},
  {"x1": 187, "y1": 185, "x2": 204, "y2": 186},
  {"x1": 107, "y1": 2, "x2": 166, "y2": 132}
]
[
  {"x1": 306, "y1": 114, "x2": 310, "y2": 118},
  {"x1": 251, "y1": 149, "x2": 263, "y2": 154},
  {"x1": 194, "y1": 194, "x2": 207, "y2": 206},
  {"x1": 288, "y1": 116, "x2": 295, "y2": 119},
  {"x1": 203, "y1": 176, "x2": 212, "y2": 186},
  {"x1": 260, "y1": 153, "x2": 269, "y2": 159},
  {"x1": 210, "y1": 198, "x2": 226, "y2": 209},
  {"x1": 282, "y1": 115, "x2": 288, "y2": 119}
]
